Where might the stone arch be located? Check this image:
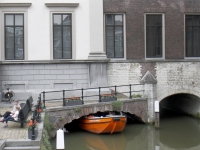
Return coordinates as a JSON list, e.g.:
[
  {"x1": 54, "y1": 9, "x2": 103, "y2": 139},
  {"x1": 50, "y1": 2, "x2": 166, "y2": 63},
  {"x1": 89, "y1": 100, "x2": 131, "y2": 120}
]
[
  {"x1": 159, "y1": 92, "x2": 200, "y2": 117},
  {"x1": 46, "y1": 99, "x2": 148, "y2": 137}
]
